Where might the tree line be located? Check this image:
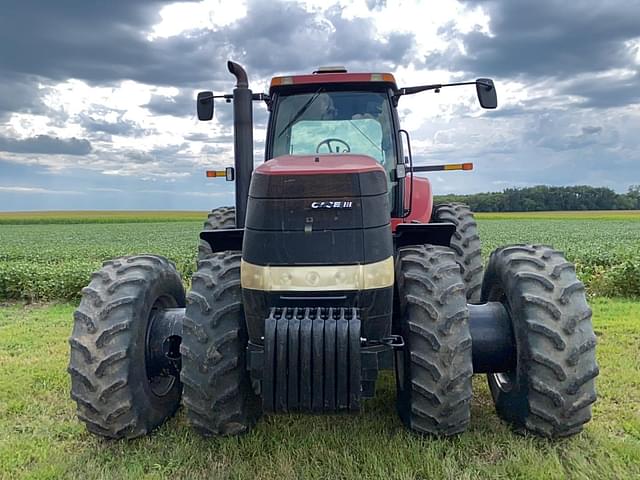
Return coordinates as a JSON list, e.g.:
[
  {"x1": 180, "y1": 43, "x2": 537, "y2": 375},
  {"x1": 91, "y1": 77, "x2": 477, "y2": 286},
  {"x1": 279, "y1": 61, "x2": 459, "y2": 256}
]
[{"x1": 433, "y1": 185, "x2": 640, "y2": 212}]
